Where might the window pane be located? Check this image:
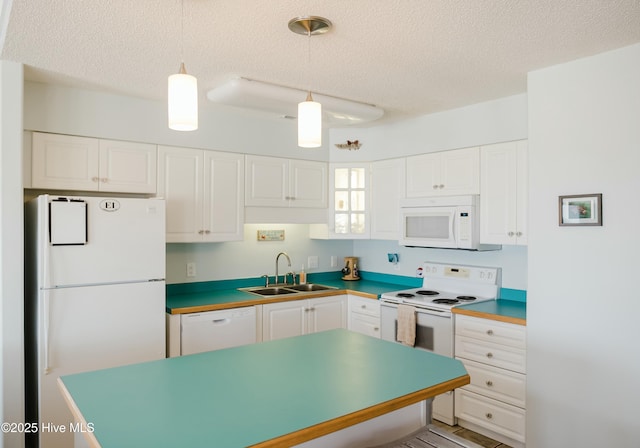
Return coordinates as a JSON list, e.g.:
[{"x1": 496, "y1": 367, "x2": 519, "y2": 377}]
[
  {"x1": 335, "y1": 168, "x2": 349, "y2": 189},
  {"x1": 351, "y1": 191, "x2": 365, "y2": 211},
  {"x1": 350, "y1": 168, "x2": 366, "y2": 188},
  {"x1": 335, "y1": 191, "x2": 349, "y2": 211},
  {"x1": 350, "y1": 213, "x2": 366, "y2": 234},
  {"x1": 335, "y1": 214, "x2": 349, "y2": 234}
]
